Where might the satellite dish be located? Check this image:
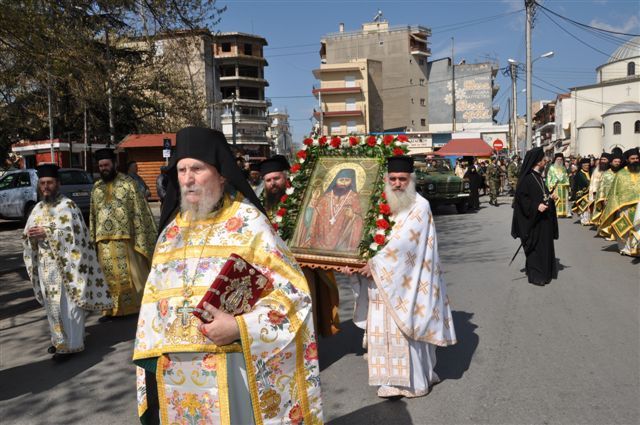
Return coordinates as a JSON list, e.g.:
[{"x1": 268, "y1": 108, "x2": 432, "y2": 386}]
[{"x1": 373, "y1": 9, "x2": 383, "y2": 22}]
